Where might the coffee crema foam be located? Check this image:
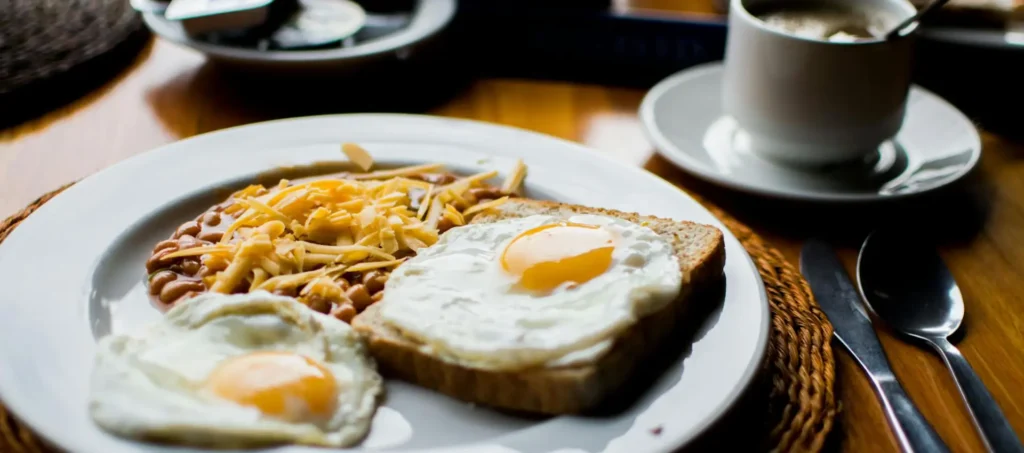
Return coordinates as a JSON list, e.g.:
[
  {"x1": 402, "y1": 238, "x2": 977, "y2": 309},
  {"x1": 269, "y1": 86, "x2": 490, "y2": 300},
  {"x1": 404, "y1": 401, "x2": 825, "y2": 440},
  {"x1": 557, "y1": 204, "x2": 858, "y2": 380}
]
[{"x1": 752, "y1": 2, "x2": 893, "y2": 42}]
